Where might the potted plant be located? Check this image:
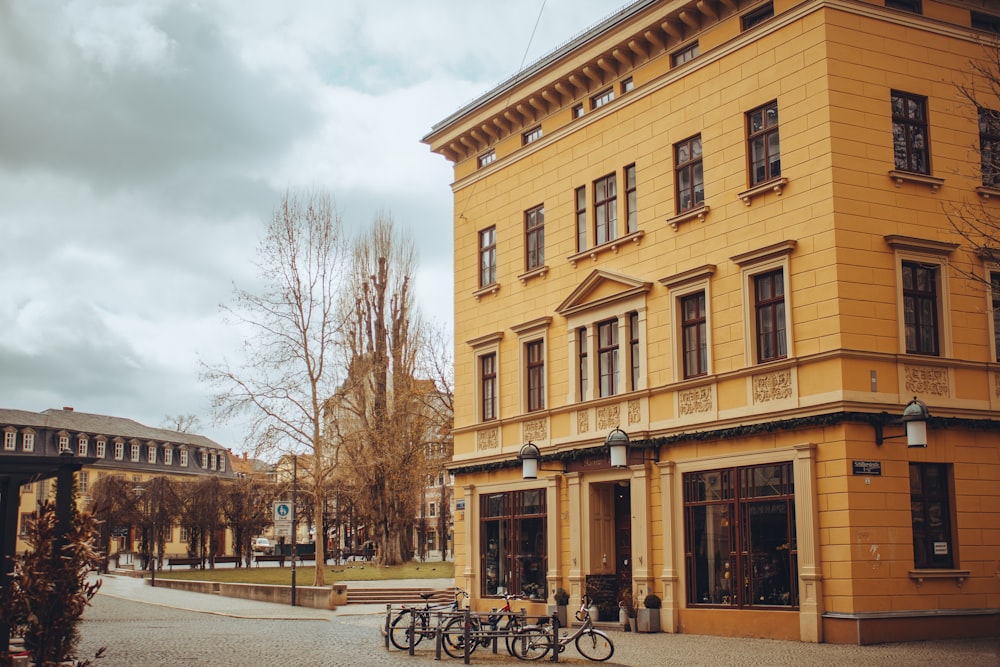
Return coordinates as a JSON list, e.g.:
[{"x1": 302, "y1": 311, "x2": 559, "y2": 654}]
[
  {"x1": 637, "y1": 593, "x2": 661, "y2": 633},
  {"x1": 521, "y1": 582, "x2": 542, "y2": 599},
  {"x1": 548, "y1": 587, "x2": 569, "y2": 628}
]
